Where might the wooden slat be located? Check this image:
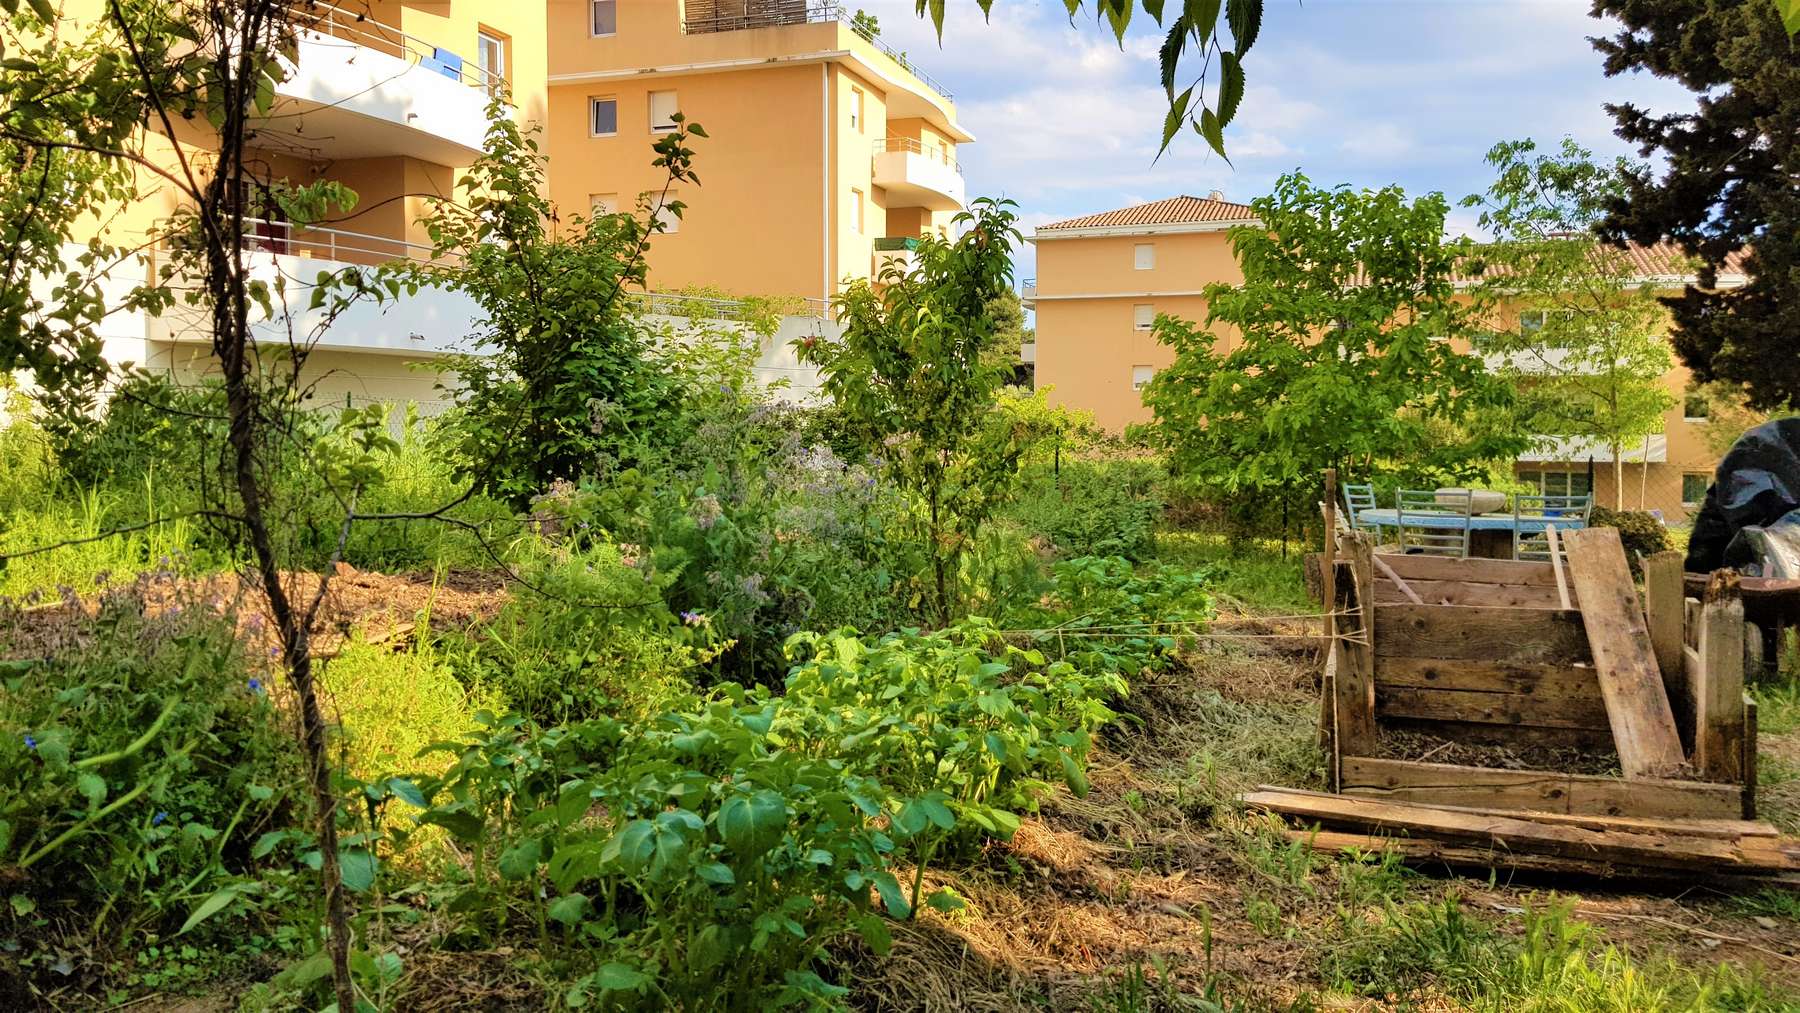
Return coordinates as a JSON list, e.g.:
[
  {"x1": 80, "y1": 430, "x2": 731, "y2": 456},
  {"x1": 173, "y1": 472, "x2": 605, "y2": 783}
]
[
  {"x1": 1376, "y1": 686, "x2": 1609, "y2": 731},
  {"x1": 1695, "y1": 591, "x2": 1746, "y2": 782},
  {"x1": 1562, "y1": 527, "x2": 1687, "y2": 780},
  {"x1": 1373, "y1": 604, "x2": 1591, "y2": 664},
  {"x1": 1372, "y1": 579, "x2": 1566, "y2": 609},
  {"x1": 1641, "y1": 551, "x2": 1686, "y2": 715},
  {"x1": 1745, "y1": 695, "x2": 1759, "y2": 820},
  {"x1": 1292, "y1": 830, "x2": 1800, "y2": 884},
  {"x1": 1242, "y1": 788, "x2": 1792, "y2": 871},
  {"x1": 1376, "y1": 553, "x2": 1558, "y2": 586},
  {"x1": 1334, "y1": 530, "x2": 1378, "y2": 754},
  {"x1": 1339, "y1": 756, "x2": 1744, "y2": 819},
  {"x1": 1253, "y1": 785, "x2": 1778, "y2": 840},
  {"x1": 1381, "y1": 717, "x2": 1615, "y2": 751},
  {"x1": 1377, "y1": 657, "x2": 1599, "y2": 696}
]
